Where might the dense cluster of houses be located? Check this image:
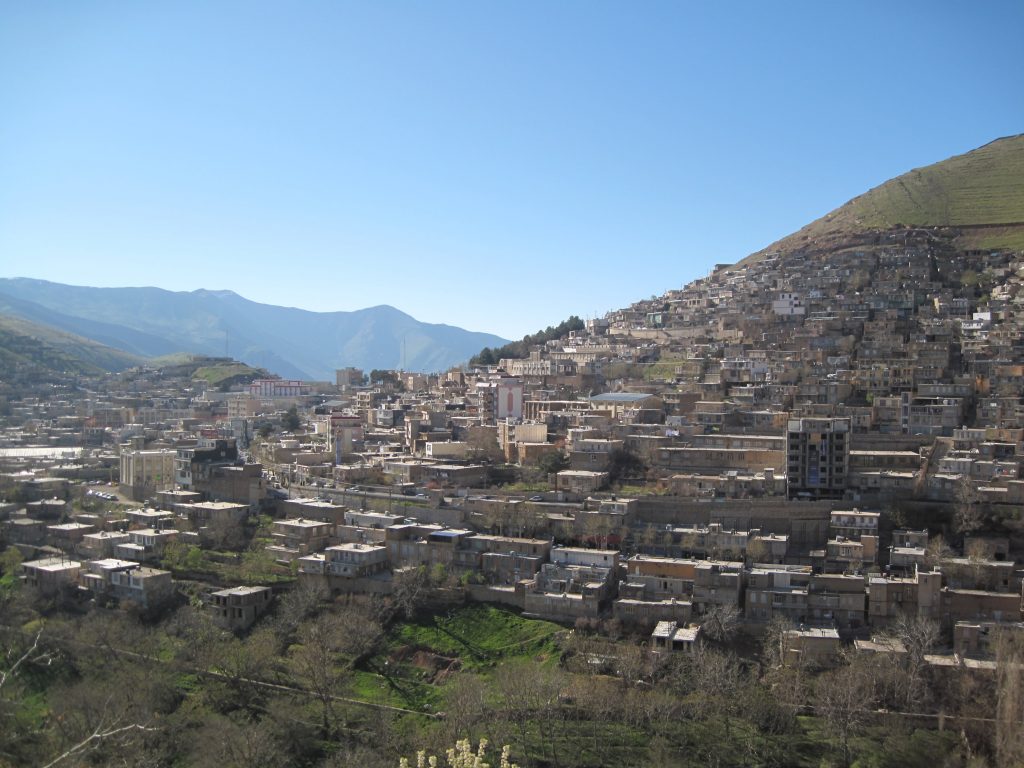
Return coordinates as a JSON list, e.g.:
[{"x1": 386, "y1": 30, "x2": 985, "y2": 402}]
[{"x1": 5, "y1": 227, "x2": 1024, "y2": 667}]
